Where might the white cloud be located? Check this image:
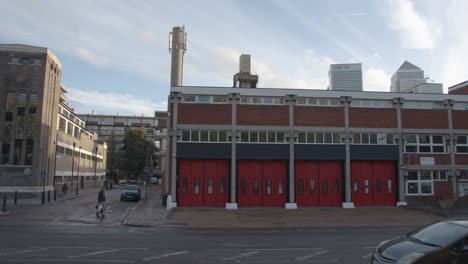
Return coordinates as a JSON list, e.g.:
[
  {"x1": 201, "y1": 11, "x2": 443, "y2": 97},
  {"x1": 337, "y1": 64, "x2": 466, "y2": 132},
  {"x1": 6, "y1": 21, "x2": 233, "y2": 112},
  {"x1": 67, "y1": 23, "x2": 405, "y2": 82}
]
[
  {"x1": 65, "y1": 87, "x2": 167, "y2": 116},
  {"x1": 73, "y1": 47, "x2": 110, "y2": 67},
  {"x1": 384, "y1": 0, "x2": 435, "y2": 49},
  {"x1": 364, "y1": 68, "x2": 391, "y2": 92}
]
